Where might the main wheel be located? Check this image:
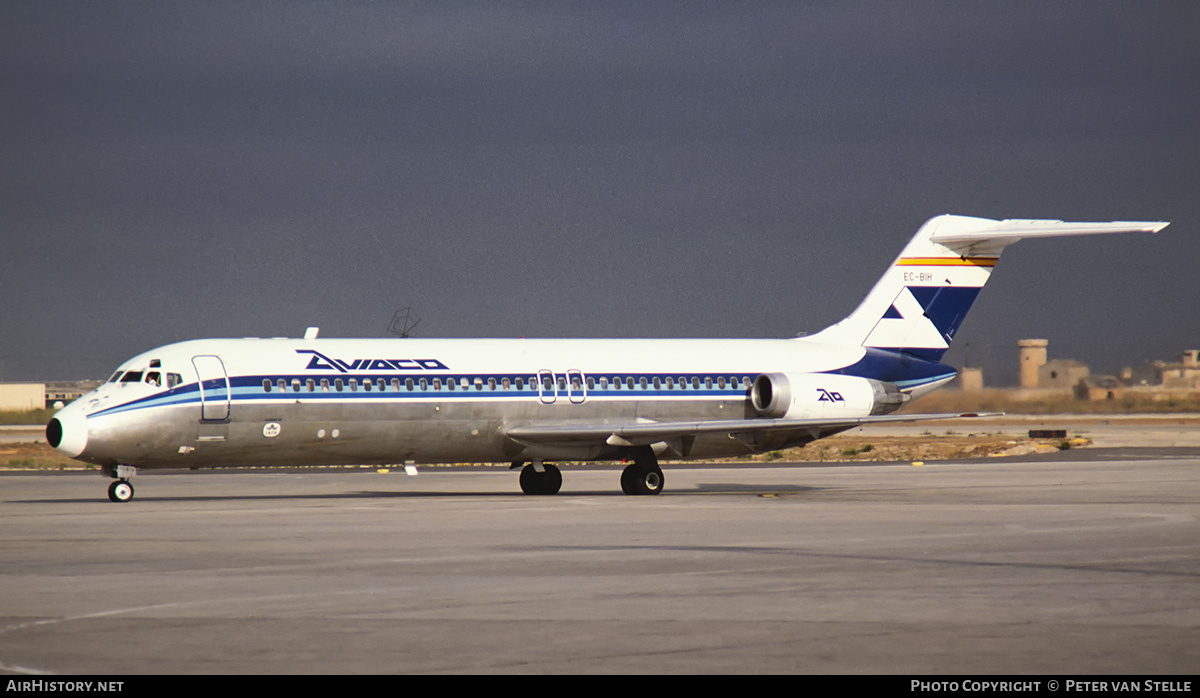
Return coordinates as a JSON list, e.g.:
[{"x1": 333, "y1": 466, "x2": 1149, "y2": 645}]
[
  {"x1": 107, "y1": 479, "x2": 134, "y2": 503},
  {"x1": 620, "y1": 464, "x2": 663, "y2": 496},
  {"x1": 519, "y1": 463, "x2": 562, "y2": 495}
]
